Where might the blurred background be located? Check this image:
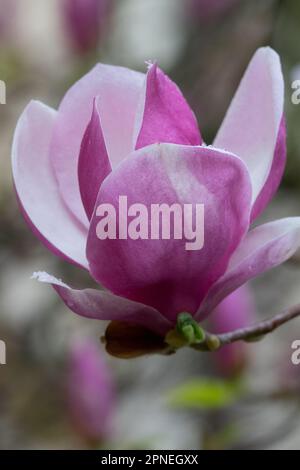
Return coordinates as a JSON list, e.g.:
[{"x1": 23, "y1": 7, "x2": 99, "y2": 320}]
[{"x1": 1, "y1": 0, "x2": 300, "y2": 450}]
